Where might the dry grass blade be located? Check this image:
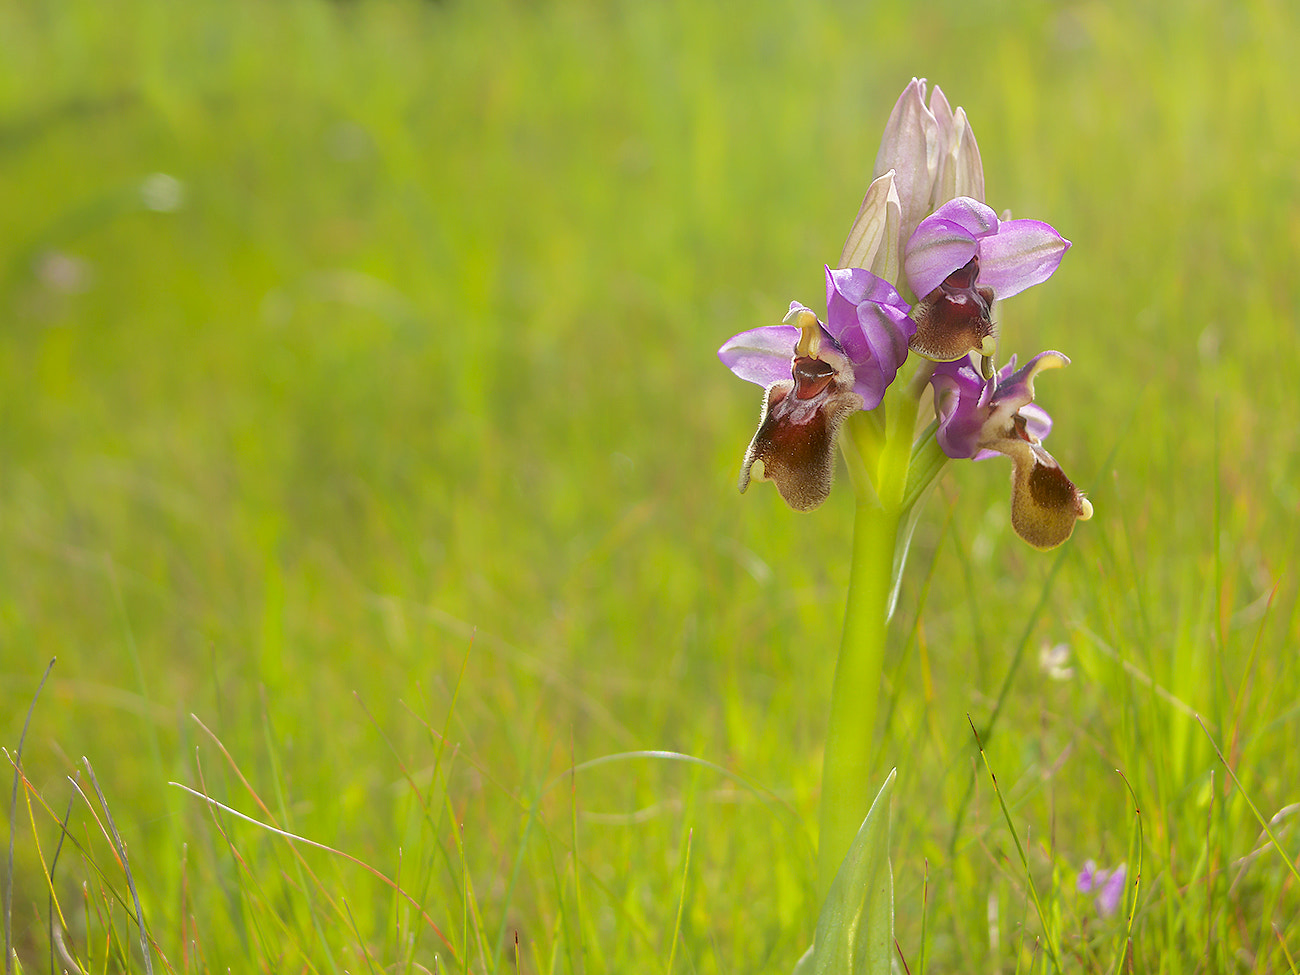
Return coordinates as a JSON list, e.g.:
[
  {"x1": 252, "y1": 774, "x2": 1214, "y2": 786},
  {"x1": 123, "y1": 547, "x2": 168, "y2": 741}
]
[
  {"x1": 5, "y1": 657, "x2": 55, "y2": 975},
  {"x1": 82, "y1": 758, "x2": 154, "y2": 975},
  {"x1": 169, "y1": 781, "x2": 458, "y2": 958},
  {"x1": 967, "y1": 716, "x2": 1063, "y2": 973},
  {"x1": 1197, "y1": 716, "x2": 1300, "y2": 889},
  {"x1": 47, "y1": 782, "x2": 82, "y2": 975}
]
